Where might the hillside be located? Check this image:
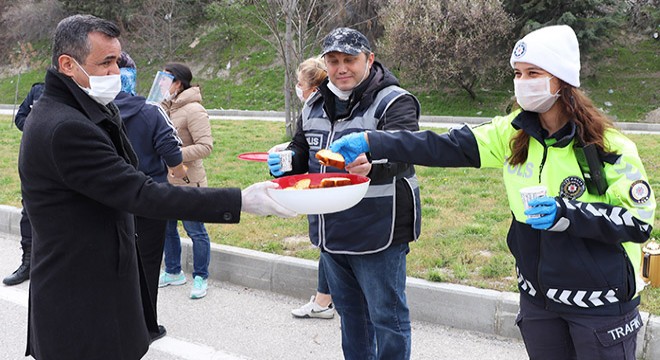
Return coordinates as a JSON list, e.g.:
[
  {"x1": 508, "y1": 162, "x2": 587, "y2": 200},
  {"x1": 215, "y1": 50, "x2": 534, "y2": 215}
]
[{"x1": 0, "y1": 7, "x2": 658, "y2": 122}]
